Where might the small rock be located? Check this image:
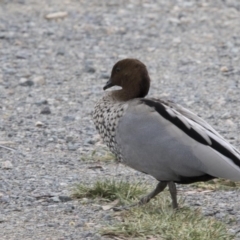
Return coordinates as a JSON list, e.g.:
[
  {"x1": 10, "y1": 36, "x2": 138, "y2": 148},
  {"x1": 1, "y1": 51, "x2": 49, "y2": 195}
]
[
  {"x1": 0, "y1": 196, "x2": 10, "y2": 203},
  {"x1": 220, "y1": 66, "x2": 229, "y2": 72},
  {"x1": 19, "y1": 78, "x2": 34, "y2": 86},
  {"x1": 225, "y1": 119, "x2": 235, "y2": 127},
  {"x1": 45, "y1": 12, "x2": 68, "y2": 20},
  {"x1": 35, "y1": 121, "x2": 44, "y2": 127},
  {"x1": 51, "y1": 196, "x2": 60, "y2": 202},
  {"x1": 0, "y1": 215, "x2": 6, "y2": 223},
  {"x1": 66, "y1": 136, "x2": 74, "y2": 143},
  {"x1": 57, "y1": 49, "x2": 65, "y2": 56},
  {"x1": 35, "y1": 100, "x2": 48, "y2": 106},
  {"x1": 59, "y1": 196, "x2": 72, "y2": 202},
  {"x1": 40, "y1": 106, "x2": 51, "y2": 114},
  {"x1": 16, "y1": 53, "x2": 27, "y2": 59},
  {"x1": 64, "y1": 205, "x2": 75, "y2": 213},
  {"x1": 82, "y1": 232, "x2": 93, "y2": 238},
  {"x1": 85, "y1": 65, "x2": 96, "y2": 73},
  {"x1": 33, "y1": 76, "x2": 46, "y2": 85},
  {"x1": 63, "y1": 116, "x2": 75, "y2": 122},
  {"x1": 100, "y1": 73, "x2": 110, "y2": 79},
  {"x1": 1, "y1": 161, "x2": 13, "y2": 169},
  {"x1": 47, "y1": 222, "x2": 57, "y2": 227},
  {"x1": 67, "y1": 143, "x2": 78, "y2": 151}
]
